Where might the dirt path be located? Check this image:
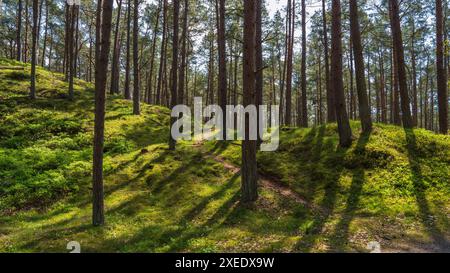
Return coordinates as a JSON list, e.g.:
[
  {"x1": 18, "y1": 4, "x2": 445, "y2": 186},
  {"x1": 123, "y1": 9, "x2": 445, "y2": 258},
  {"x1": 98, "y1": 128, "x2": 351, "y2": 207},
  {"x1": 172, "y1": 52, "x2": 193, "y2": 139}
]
[{"x1": 197, "y1": 144, "x2": 325, "y2": 214}]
